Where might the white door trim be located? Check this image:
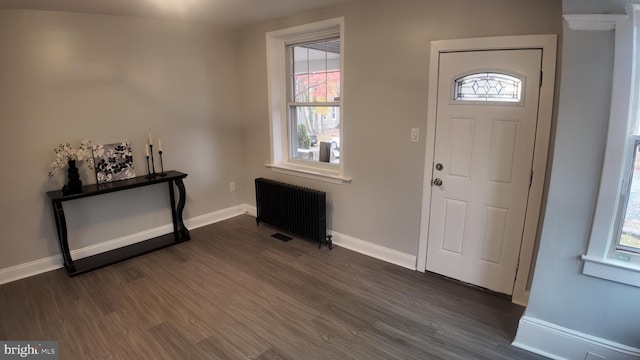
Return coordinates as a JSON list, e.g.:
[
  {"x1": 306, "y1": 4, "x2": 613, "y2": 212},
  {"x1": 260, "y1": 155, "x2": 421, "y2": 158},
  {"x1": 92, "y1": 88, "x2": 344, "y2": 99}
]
[{"x1": 417, "y1": 35, "x2": 557, "y2": 306}]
